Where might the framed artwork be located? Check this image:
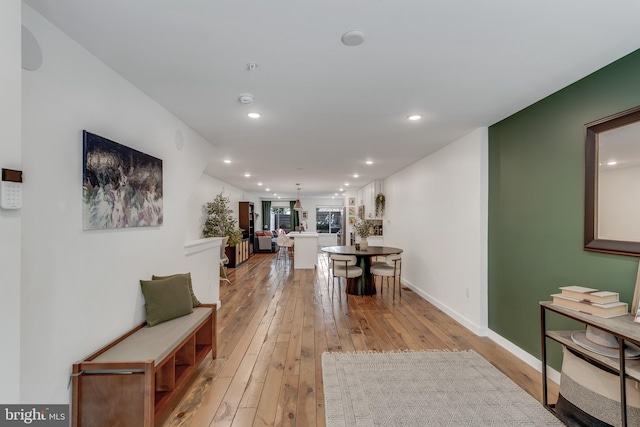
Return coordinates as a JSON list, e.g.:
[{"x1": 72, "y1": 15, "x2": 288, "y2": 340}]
[
  {"x1": 82, "y1": 130, "x2": 163, "y2": 230},
  {"x1": 349, "y1": 217, "x2": 356, "y2": 225},
  {"x1": 358, "y1": 205, "x2": 365, "y2": 219},
  {"x1": 349, "y1": 197, "x2": 355, "y2": 206},
  {"x1": 348, "y1": 207, "x2": 356, "y2": 216},
  {"x1": 302, "y1": 211, "x2": 308, "y2": 220}
]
